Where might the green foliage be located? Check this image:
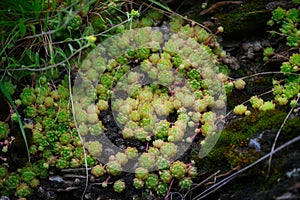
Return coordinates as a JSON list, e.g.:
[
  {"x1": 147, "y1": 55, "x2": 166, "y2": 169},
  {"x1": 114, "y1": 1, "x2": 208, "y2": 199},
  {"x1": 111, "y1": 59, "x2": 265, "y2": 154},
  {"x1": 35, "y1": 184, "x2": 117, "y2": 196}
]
[
  {"x1": 271, "y1": 53, "x2": 300, "y2": 105},
  {"x1": 269, "y1": 4, "x2": 300, "y2": 47}
]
